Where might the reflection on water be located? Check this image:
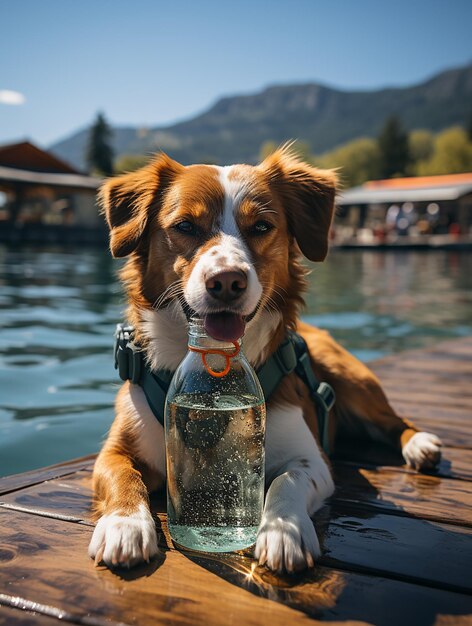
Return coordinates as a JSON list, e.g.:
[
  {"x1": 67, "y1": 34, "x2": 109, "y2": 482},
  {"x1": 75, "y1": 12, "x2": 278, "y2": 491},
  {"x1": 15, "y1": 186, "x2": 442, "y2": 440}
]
[
  {"x1": 304, "y1": 251, "x2": 472, "y2": 361},
  {"x1": 0, "y1": 246, "x2": 471, "y2": 476}
]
